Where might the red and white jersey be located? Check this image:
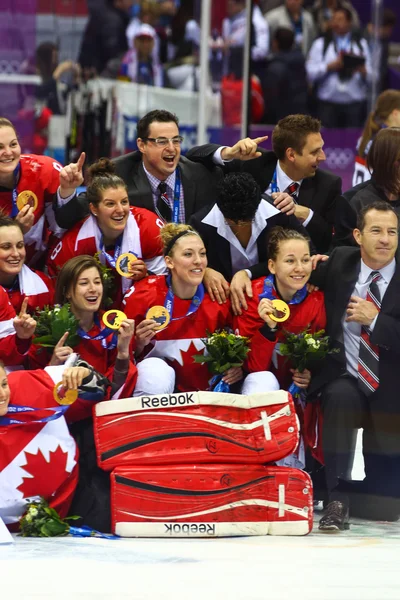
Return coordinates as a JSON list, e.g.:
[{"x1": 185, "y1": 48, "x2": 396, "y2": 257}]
[
  {"x1": 47, "y1": 208, "x2": 166, "y2": 304},
  {"x1": 29, "y1": 312, "x2": 138, "y2": 422},
  {"x1": 0, "y1": 286, "x2": 31, "y2": 366},
  {"x1": 0, "y1": 368, "x2": 78, "y2": 526},
  {"x1": 235, "y1": 278, "x2": 326, "y2": 389},
  {"x1": 0, "y1": 154, "x2": 64, "y2": 263},
  {"x1": 123, "y1": 275, "x2": 232, "y2": 392},
  {"x1": 5, "y1": 264, "x2": 54, "y2": 315}
]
